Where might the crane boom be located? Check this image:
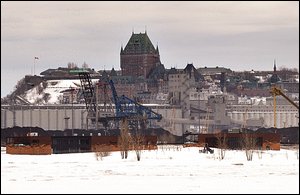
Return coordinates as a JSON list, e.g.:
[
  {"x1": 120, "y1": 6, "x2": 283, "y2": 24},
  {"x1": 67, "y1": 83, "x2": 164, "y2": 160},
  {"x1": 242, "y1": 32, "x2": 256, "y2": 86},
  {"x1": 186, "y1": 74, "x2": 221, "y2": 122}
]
[
  {"x1": 270, "y1": 86, "x2": 299, "y2": 109},
  {"x1": 270, "y1": 85, "x2": 299, "y2": 128},
  {"x1": 108, "y1": 79, "x2": 162, "y2": 121}
]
